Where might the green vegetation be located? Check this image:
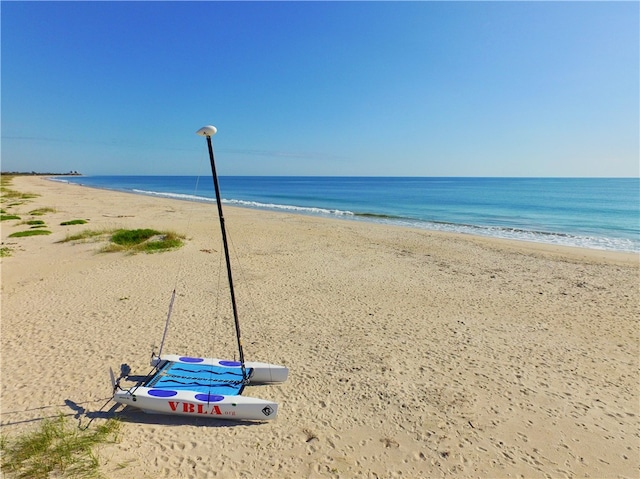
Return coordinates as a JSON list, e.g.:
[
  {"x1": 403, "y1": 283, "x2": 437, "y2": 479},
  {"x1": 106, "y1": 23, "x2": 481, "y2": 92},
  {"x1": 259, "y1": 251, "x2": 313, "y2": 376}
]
[
  {"x1": 110, "y1": 228, "x2": 161, "y2": 246},
  {"x1": 104, "y1": 228, "x2": 184, "y2": 253},
  {"x1": 0, "y1": 247, "x2": 12, "y2": 257},
  {"x1": 61, "y1": 219, "x2": 88, "y2": 226},
  {"x1": 1, "y1": 191, "x2": 39, "y2": 202},
  {"x1": 28, "y1": 207, "x2": 56, "y2": 216},
  {"x1": 0, "y1": 414, "x2": 122, "y2": 479},
  {"x1": 8, "y1": 230, "x2": 52, "y2": 238},
  {"x1": 0, "y1": 176, "x2": 14, "y2": 195},
  {"x1": 138, "y1": 233, "x2": 184, "y2": 252},
  {"x1": 23, "y1": 219, "x2": 48, "y2": 229},
  {"x1": 59, "y1": 229, "x2": 110, "y2": 243},
  {"x1": 0, "y1": 176, "x2": 39, "y2": 203},
  {"x1": 1, "y1": 215, "x2": 20, "y2": 221},
  {"x1": 59, "y1": 228, "x2": 184, "y2": 254}
]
